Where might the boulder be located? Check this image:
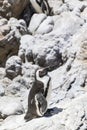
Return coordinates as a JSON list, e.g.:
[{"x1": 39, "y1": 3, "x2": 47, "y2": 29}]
[
  {"x1": 0, "y1": 18, "x2": 27, "y2": 66},
  {"x1": 5, "y1": 56, "x2": 22, "y2": 79},
  {"x1": 52, "y1": 11, "x2": 84, "y2": 37},
  {"x1": 0, "y1": 0, "x2": 29, "y2": 18},
  {"x1": 19, "y1": 35, "x2": 64, "y2": 67},
  {"x1": 0, "y1": 97, "x2": 24, "y2": 119},
  {"x1": 0, "y1": 83, "x2": 5, "y2": 96},
  {"x1": 28, "y1": 14, "x2": 54, "y2": 35},
  {"x1": 0, "y1": 67, "x2": 5, "y2": 79}
]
